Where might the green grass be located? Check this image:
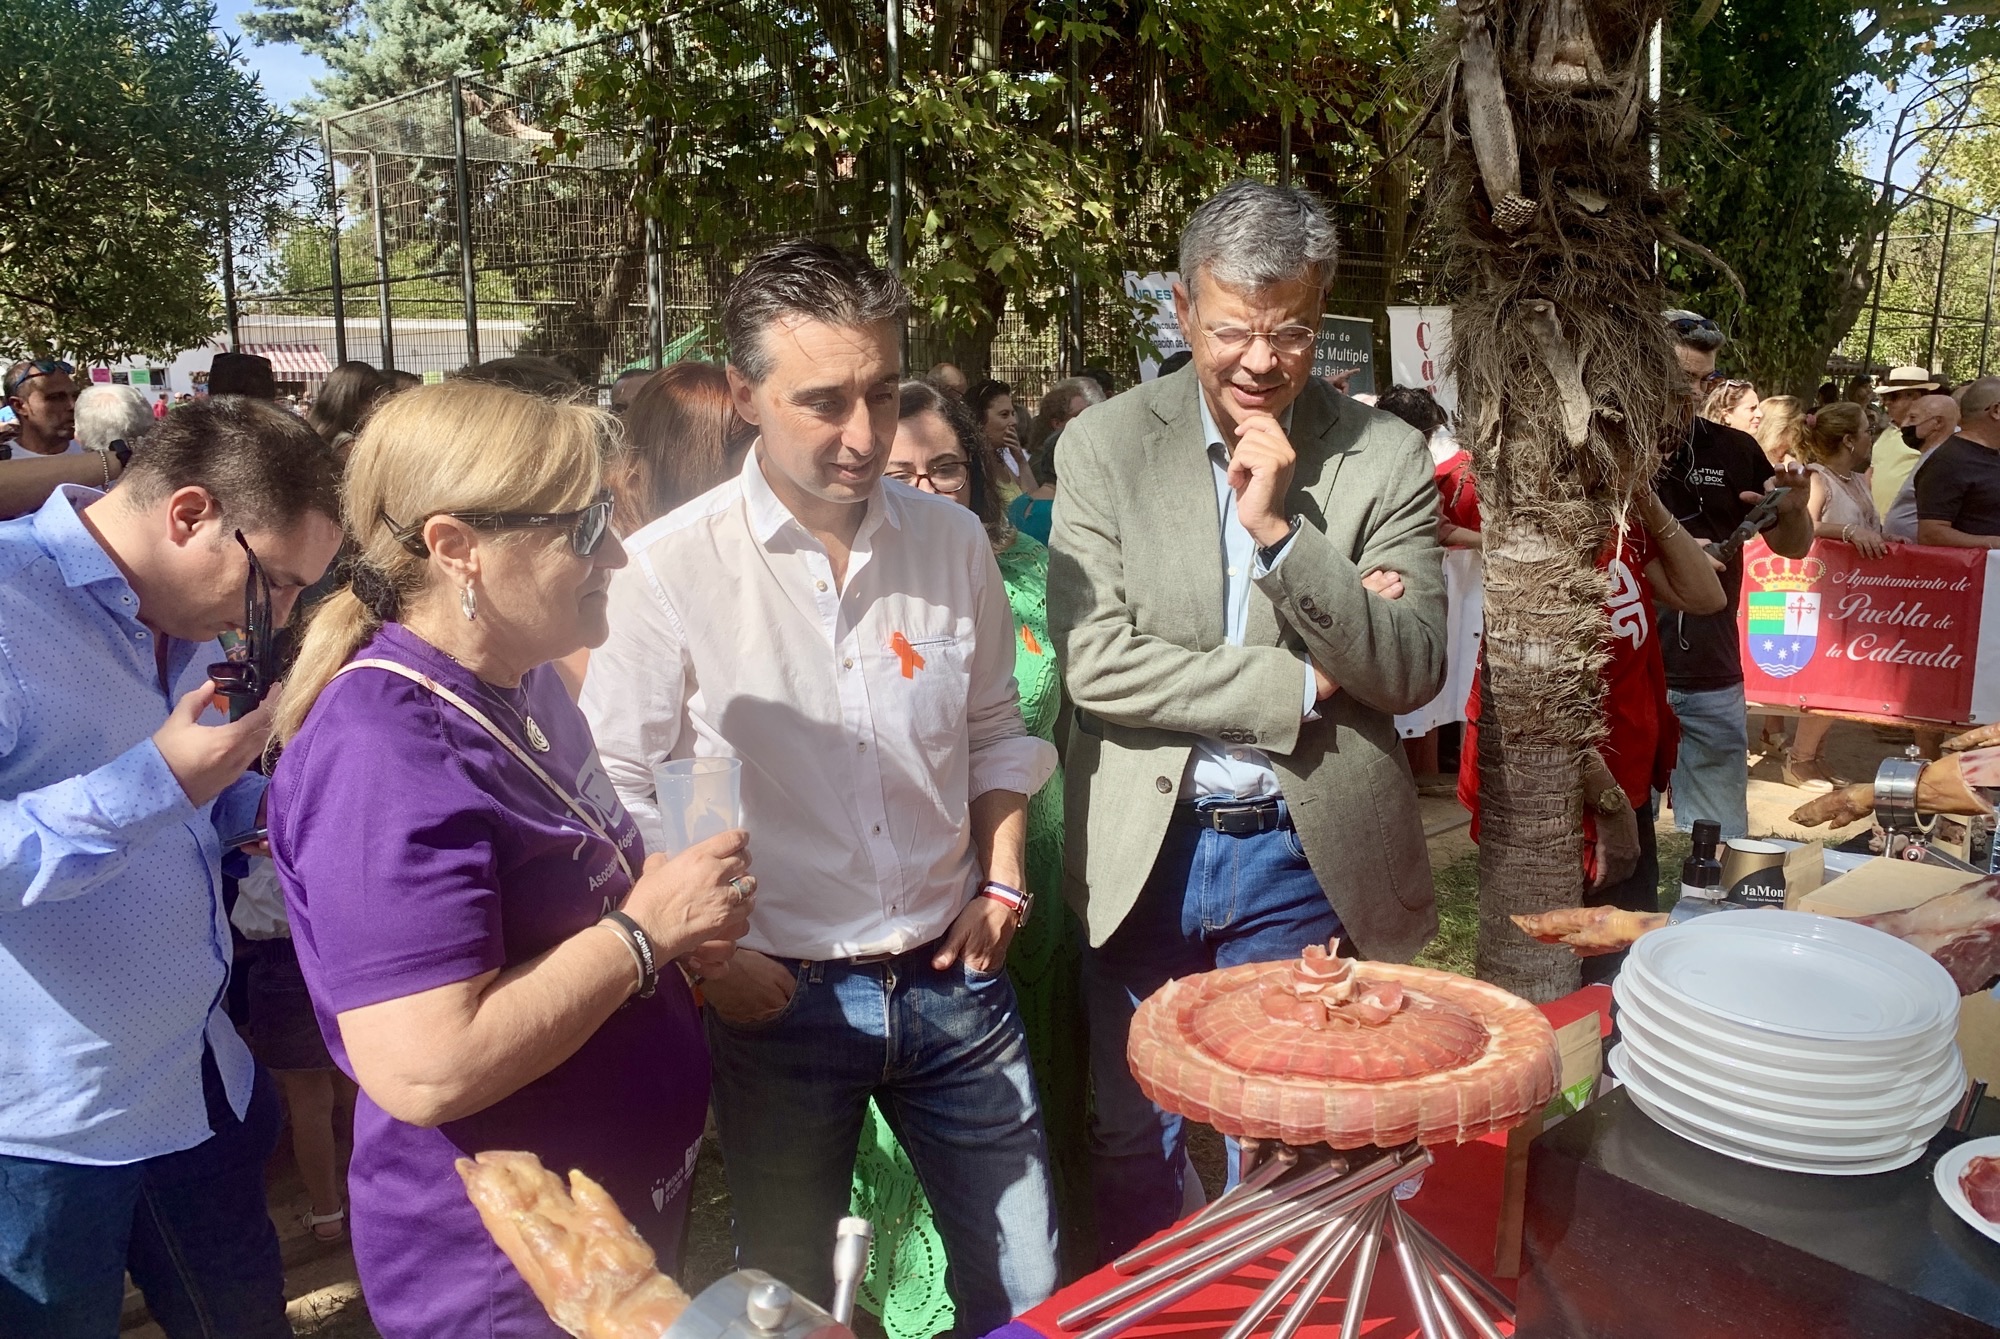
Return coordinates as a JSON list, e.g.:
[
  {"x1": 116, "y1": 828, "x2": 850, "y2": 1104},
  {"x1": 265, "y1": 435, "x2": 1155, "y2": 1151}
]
[
  {"x1": 1415, "y1": 825, "x2": 1697, "y2": 980},
  {"x1": 1416, "y1": 847, "x2": 1481, "y2": 976}
]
